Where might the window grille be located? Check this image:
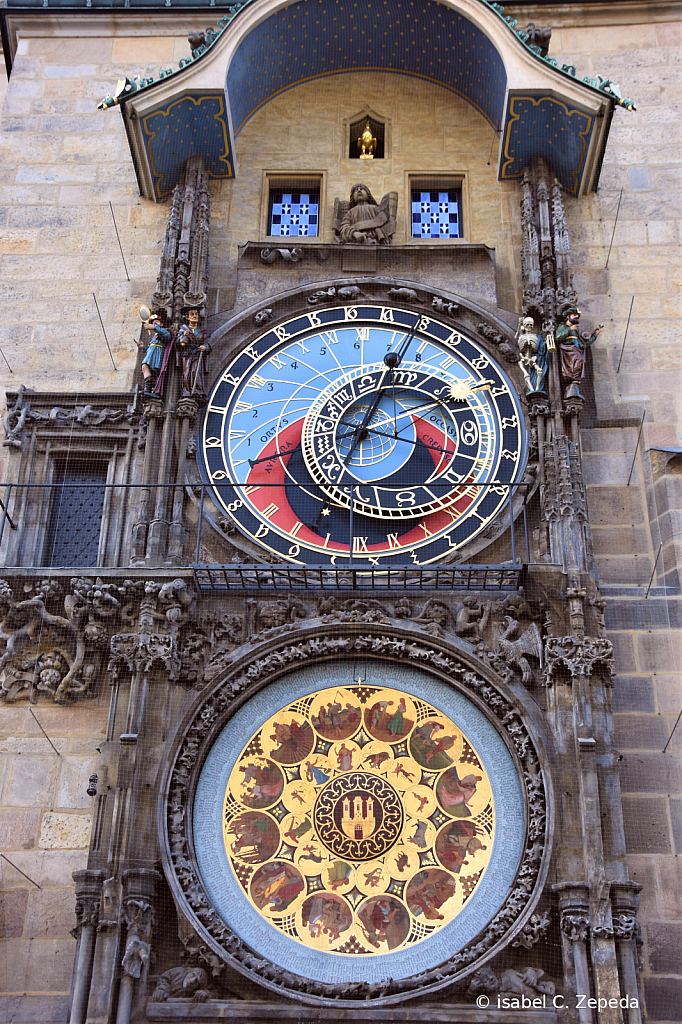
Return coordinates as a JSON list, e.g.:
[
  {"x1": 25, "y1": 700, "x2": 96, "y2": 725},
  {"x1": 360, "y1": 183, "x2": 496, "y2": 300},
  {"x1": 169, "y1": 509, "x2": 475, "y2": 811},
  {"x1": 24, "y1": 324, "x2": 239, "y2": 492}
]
[
  {"x1": 43, "y1": 460, "x2": 107, "y2": 567},
  {"x1": 410, "y1": 187, "x2": 461, "y2": 239},
  {"x1": 268, "y1": 188, "x2": 319, "y2": 237}
]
